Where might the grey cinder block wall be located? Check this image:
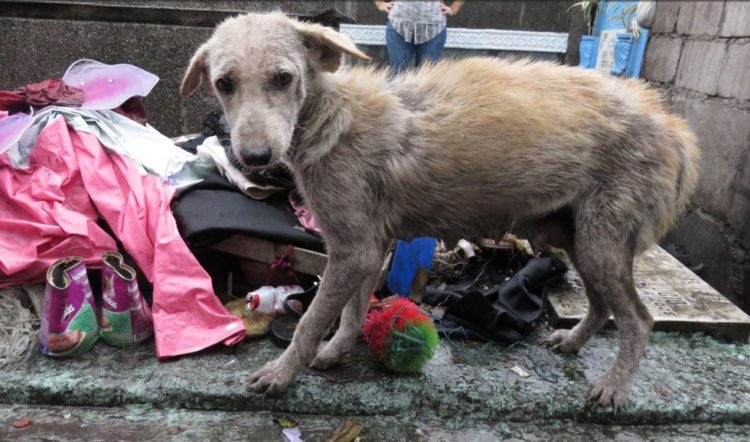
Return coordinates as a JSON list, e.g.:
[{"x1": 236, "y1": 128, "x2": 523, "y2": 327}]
[{"x1": 643, "y1": 2, "x2": 750, "y2": 311}]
